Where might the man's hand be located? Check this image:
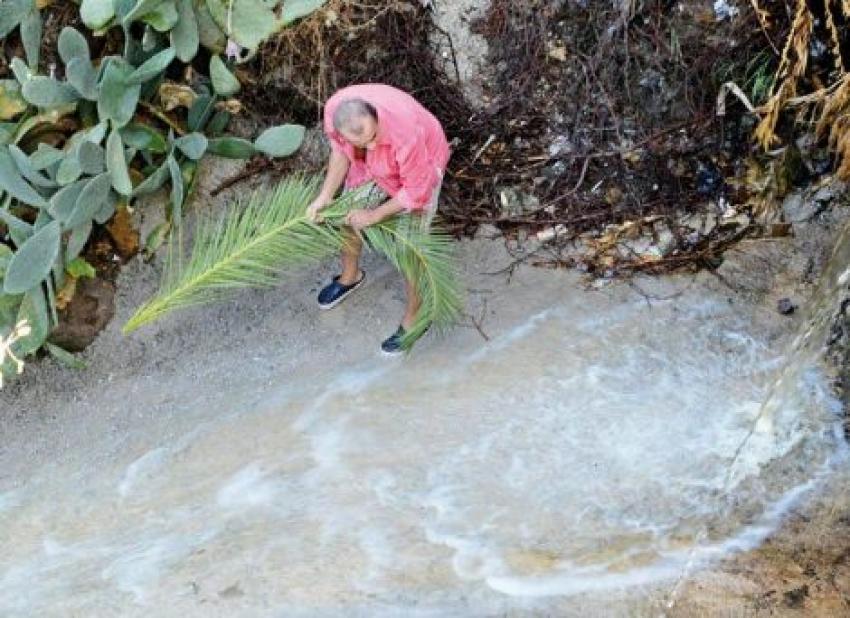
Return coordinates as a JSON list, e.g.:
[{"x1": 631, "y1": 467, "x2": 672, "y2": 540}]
[
  {"x1": 345, "y1": 208, "x2": 379, "y2": 231},
  {"x1": 306, "y1": 195, "x2": 332, "y2": 223}
]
